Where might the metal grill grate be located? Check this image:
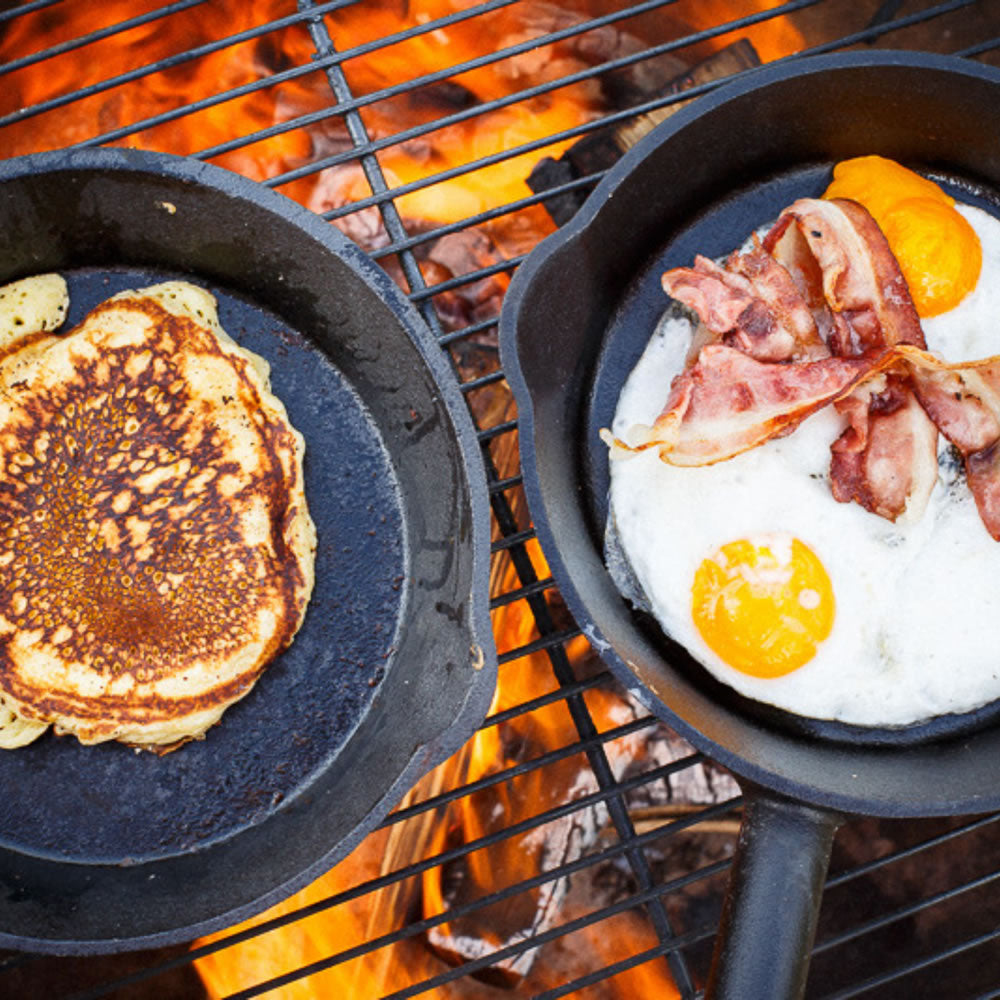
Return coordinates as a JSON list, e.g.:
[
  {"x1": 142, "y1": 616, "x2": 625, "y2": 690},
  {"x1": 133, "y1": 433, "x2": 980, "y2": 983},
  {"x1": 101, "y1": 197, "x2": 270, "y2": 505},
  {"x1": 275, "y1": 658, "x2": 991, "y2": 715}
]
[{"x1": 1, "y1": 1, "x2": 1000, "y2": 997}]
